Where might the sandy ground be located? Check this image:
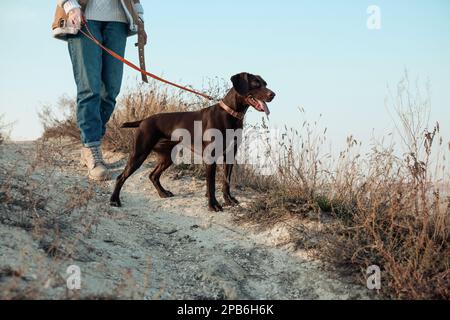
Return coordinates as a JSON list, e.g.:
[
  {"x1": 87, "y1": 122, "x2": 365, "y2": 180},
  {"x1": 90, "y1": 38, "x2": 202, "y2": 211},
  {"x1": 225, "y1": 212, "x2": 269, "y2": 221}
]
[{"x1": 0, "y1": 140, "x2": 370, "y2": 300}]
